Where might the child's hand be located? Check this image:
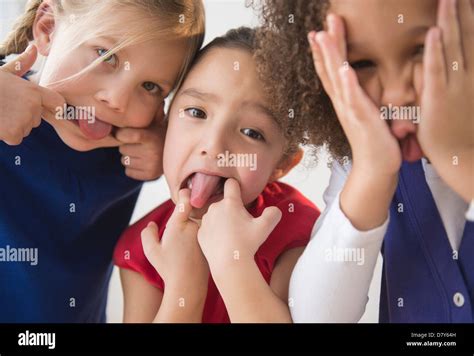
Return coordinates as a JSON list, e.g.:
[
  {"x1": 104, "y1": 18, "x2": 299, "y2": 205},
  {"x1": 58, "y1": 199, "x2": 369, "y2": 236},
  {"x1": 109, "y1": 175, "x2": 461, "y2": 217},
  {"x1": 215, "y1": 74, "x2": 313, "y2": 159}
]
[
  {"x1": 115, "y1": 103, "x2": 165, "y2": 181},
  {"x1": 141, "y1": 189, "x2": 209, "y2": 290},
  {"x1": 417, "y1": 0, "x2": 473, "y2": 201},
  {"x1": 0, "y1": 44, "x2": 65, "y2": 145},
  {"x1": 308, "y1": 15, "x2": 400, "y2": 230},
  {"x1": 308, "y1": 15, "x2": 402, "y2": 177},
  {"x1": 197, "y1": 179, "x2": 282, "y2": 274}
]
